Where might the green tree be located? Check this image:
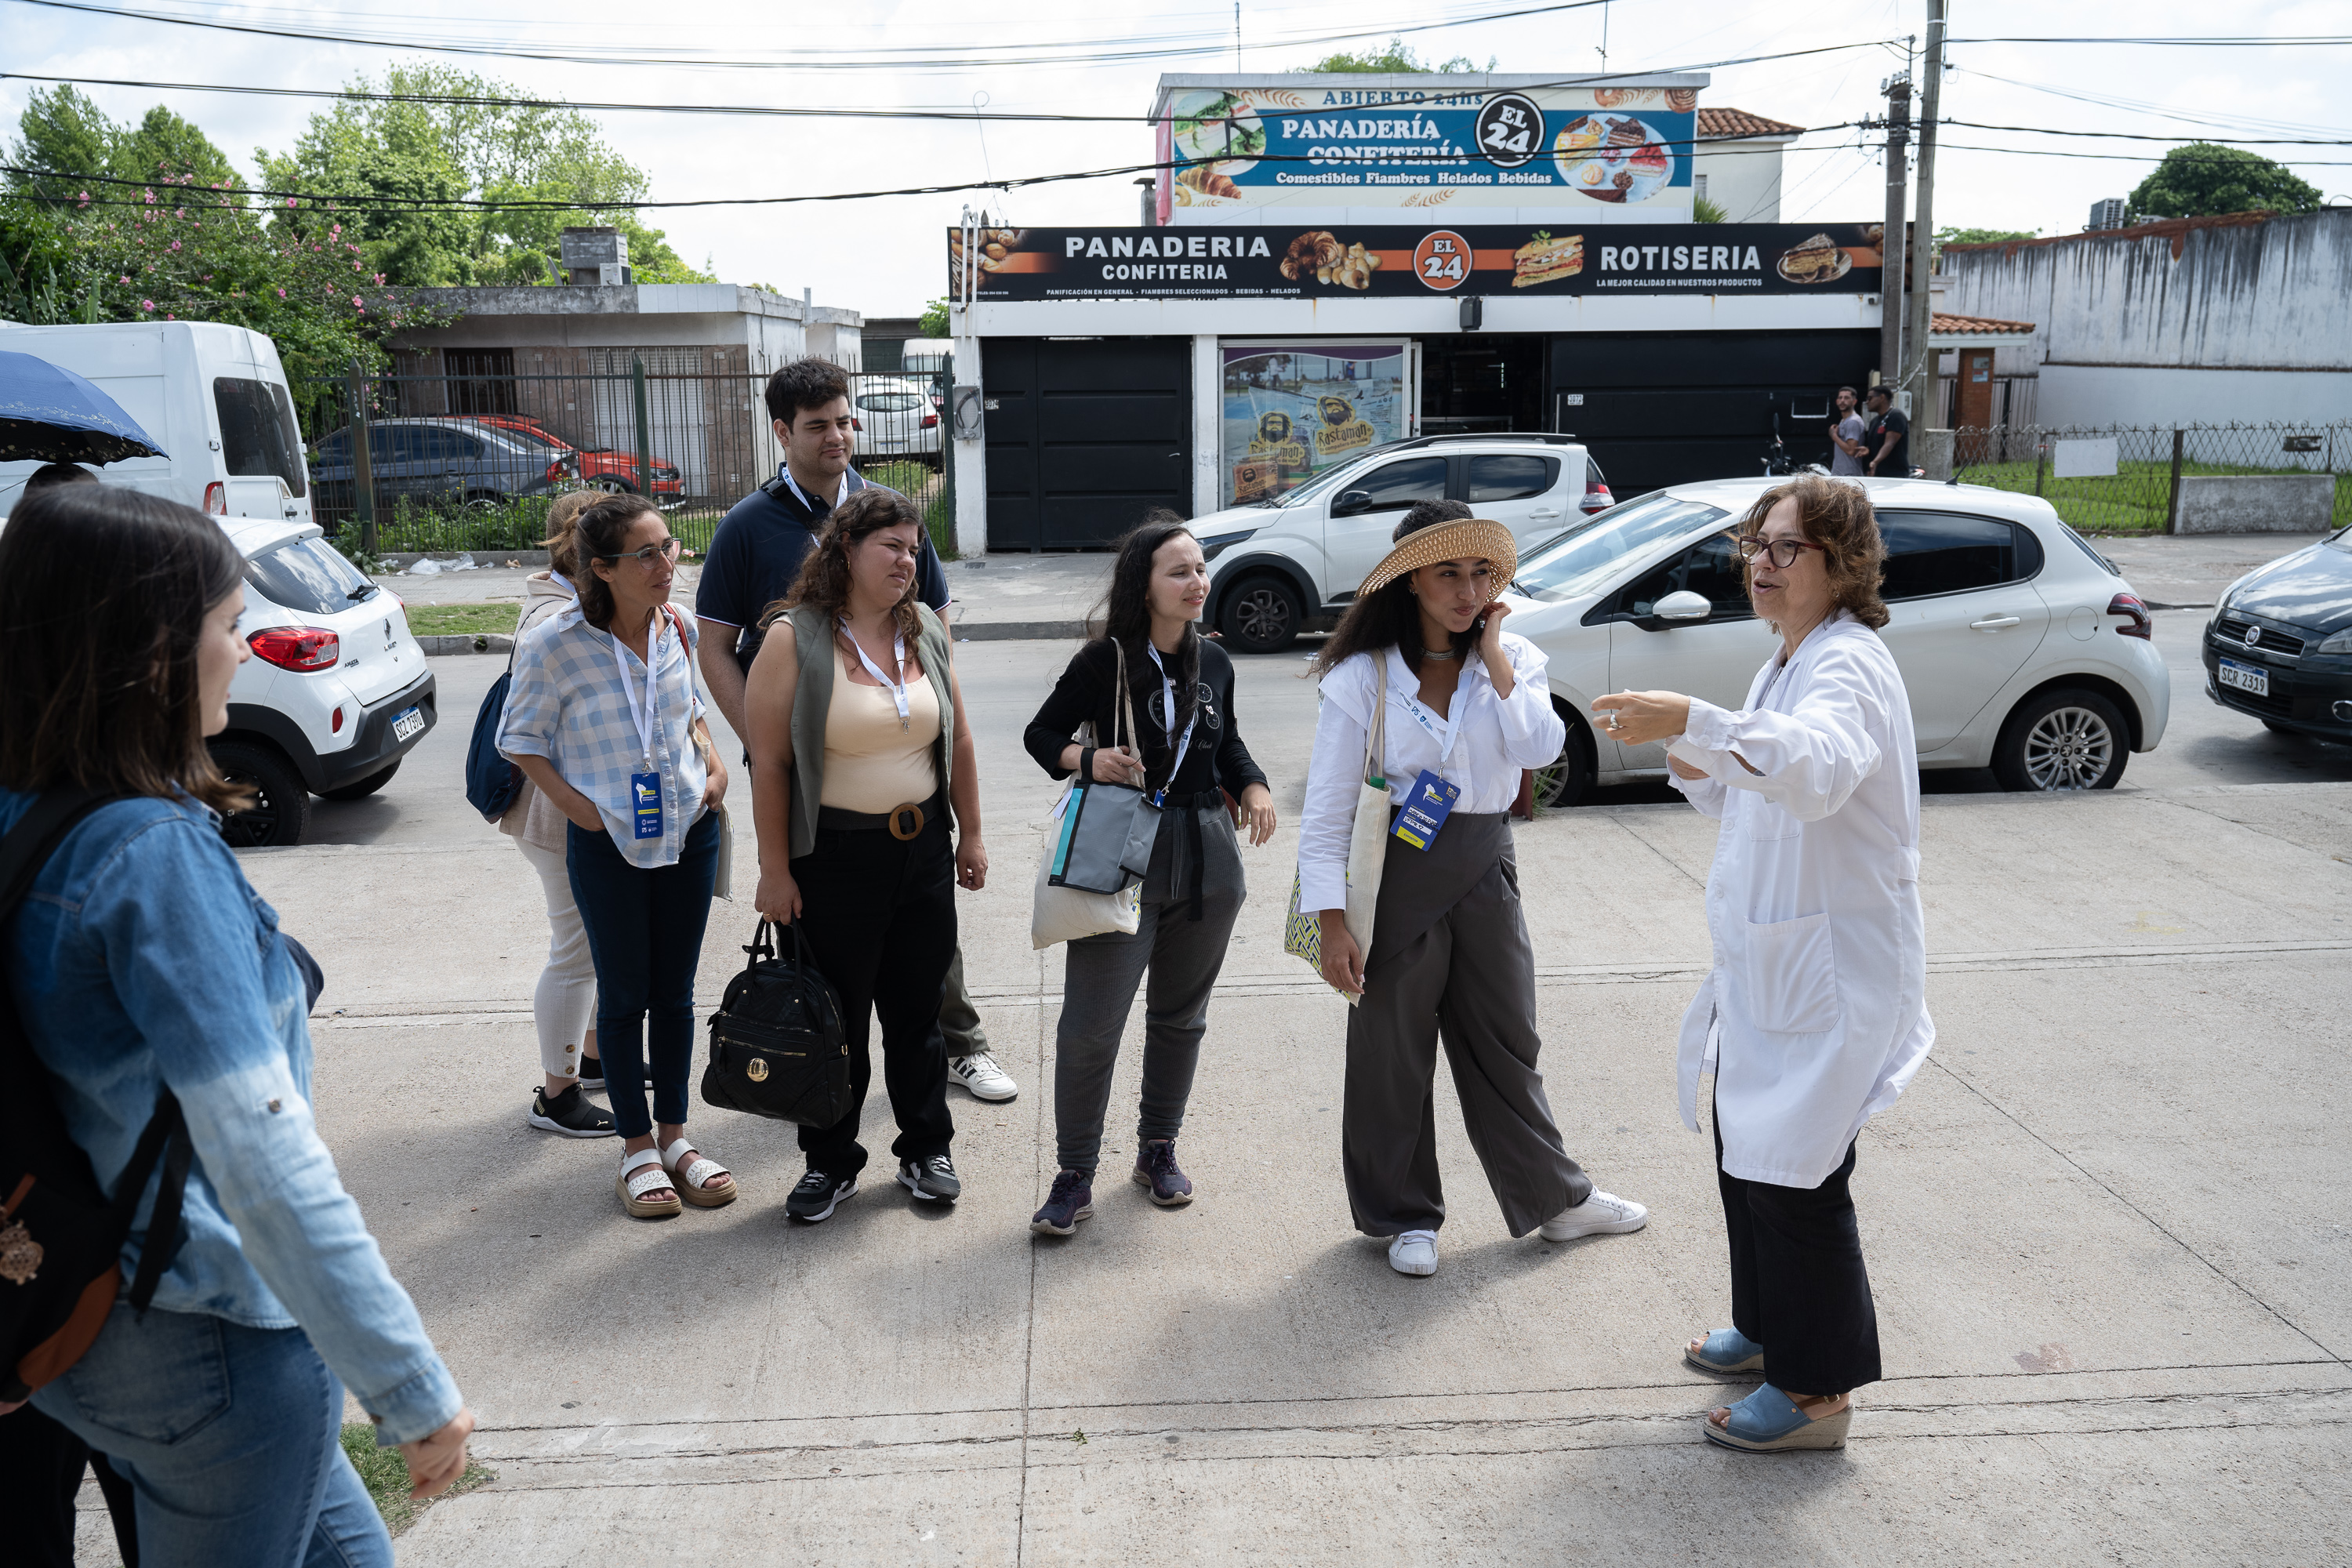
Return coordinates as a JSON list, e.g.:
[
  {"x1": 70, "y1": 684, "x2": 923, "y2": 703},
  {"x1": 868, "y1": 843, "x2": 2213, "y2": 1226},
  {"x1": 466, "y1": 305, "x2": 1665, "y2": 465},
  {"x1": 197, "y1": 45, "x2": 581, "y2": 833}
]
[
  {"x1": 1297, "y1": 38, "x2": 1487, "y2": 73},
  {"x1": 115, "y1": 106, "x2": 240, "y2": 190},
  {"x1": 1693, "y1": 195, "x2": 1728, "y2": 224},
  {"x1": 5, "y1": 85, "x2": 117, "y2": 204},
  {"x1": 917, "y1": 297, "x2": 949, "y2": 337},
  {"x1": 1936, "y1": 227, "x2": 2037, "y2": 246},
  {"x1": 2128, "y1": 144, "x2": 2322, "y2": 219}
]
